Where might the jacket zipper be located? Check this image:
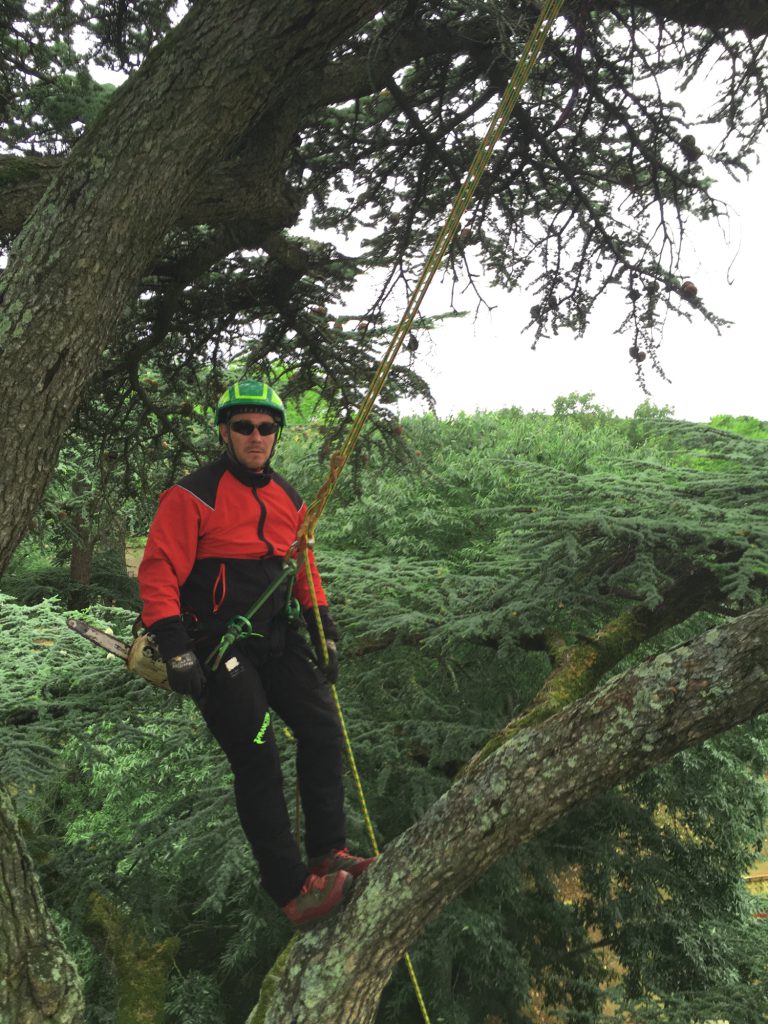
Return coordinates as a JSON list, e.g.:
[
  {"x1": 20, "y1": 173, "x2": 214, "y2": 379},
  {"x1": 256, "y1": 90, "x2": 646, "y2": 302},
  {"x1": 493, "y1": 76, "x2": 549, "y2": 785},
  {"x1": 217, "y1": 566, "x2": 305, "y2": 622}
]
[{"x1": 253, "y1": 487, "x2": 274, "y2": 557}]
